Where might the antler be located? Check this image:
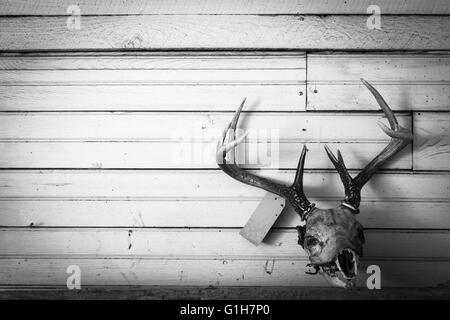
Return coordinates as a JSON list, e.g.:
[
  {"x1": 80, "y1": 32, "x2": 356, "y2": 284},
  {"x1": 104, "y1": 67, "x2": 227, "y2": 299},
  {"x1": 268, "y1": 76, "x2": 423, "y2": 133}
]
[
  {"x1": 325, "y1": 79, "x2": 413, "y2": 213},
  {"x1": 216, "y1": 99, "x2": 315, "y2": 220}
]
